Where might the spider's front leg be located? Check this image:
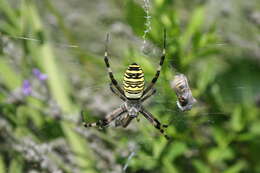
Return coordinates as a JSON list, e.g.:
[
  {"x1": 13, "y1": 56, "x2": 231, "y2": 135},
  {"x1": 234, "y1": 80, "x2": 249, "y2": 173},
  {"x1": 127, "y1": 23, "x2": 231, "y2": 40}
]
[
  {"x1": 140, "y1": 106, "x2": 170, "y2": 140},
  {"x1": 104, "y1": 34, "x2": 125, "y2": 96},
  {"x1": 143, "y1": 29, "x2": 166, "y2": 95},
  {"x1": 109, "y1": 83, "x2": 127, "y2": 101},
  {"x1": 141, "y1": 88, "x2": 156, "y2": 102},
  {"x1": 82, "y1": 105, "x2": 126, "y2": 129}
]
